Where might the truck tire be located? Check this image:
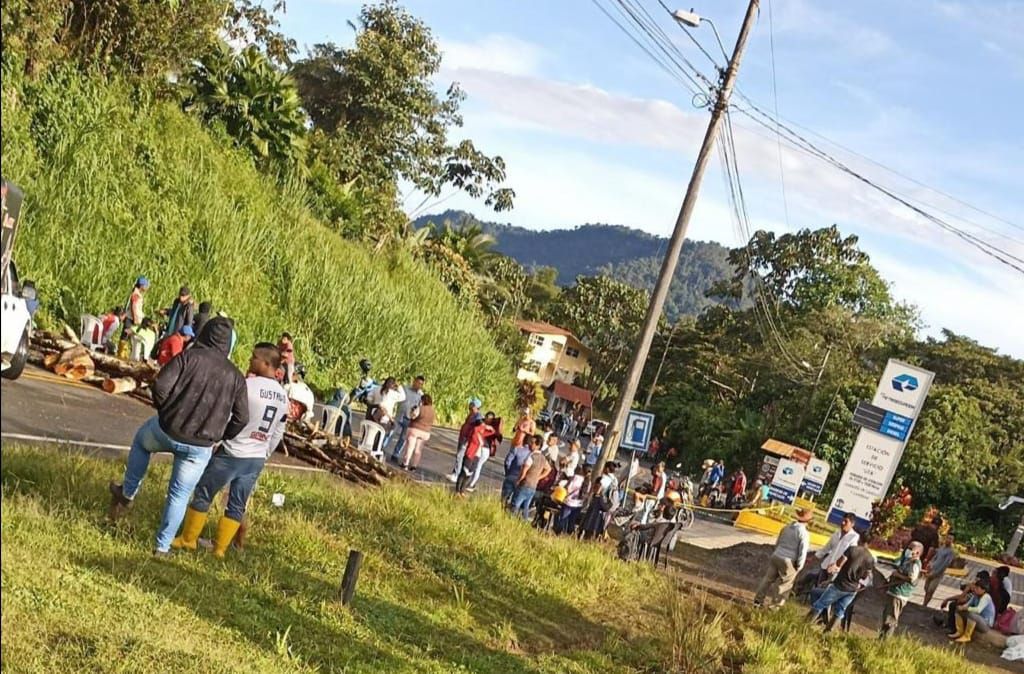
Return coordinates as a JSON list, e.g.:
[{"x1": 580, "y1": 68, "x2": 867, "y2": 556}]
[{"x1": 2, "y1": 328, "x2": 28, "y2": 380}]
